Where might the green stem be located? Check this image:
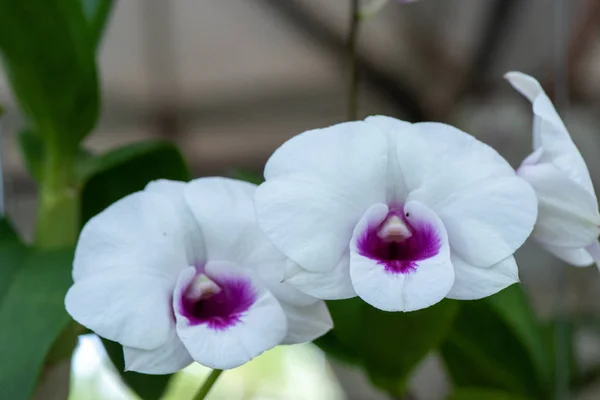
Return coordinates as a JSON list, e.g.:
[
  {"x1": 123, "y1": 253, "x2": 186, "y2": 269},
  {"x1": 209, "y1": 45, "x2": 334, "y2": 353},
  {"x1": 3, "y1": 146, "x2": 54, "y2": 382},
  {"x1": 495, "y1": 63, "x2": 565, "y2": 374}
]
[
  {"x1": 554, "y1": 316, "x2": 571, "y2": 399},
  {"x1": 347, "y1": 0, "x2": 360, "y2": 120},
  {"x1": 192, "y1": 369, "x2": 223, "y2": 400},
  {"x1": 34, "y1": 147, "x2": 79, "y2": 249},
  {"x1": 33, "y1": 143, "x2": 82, "y2": 399}
]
